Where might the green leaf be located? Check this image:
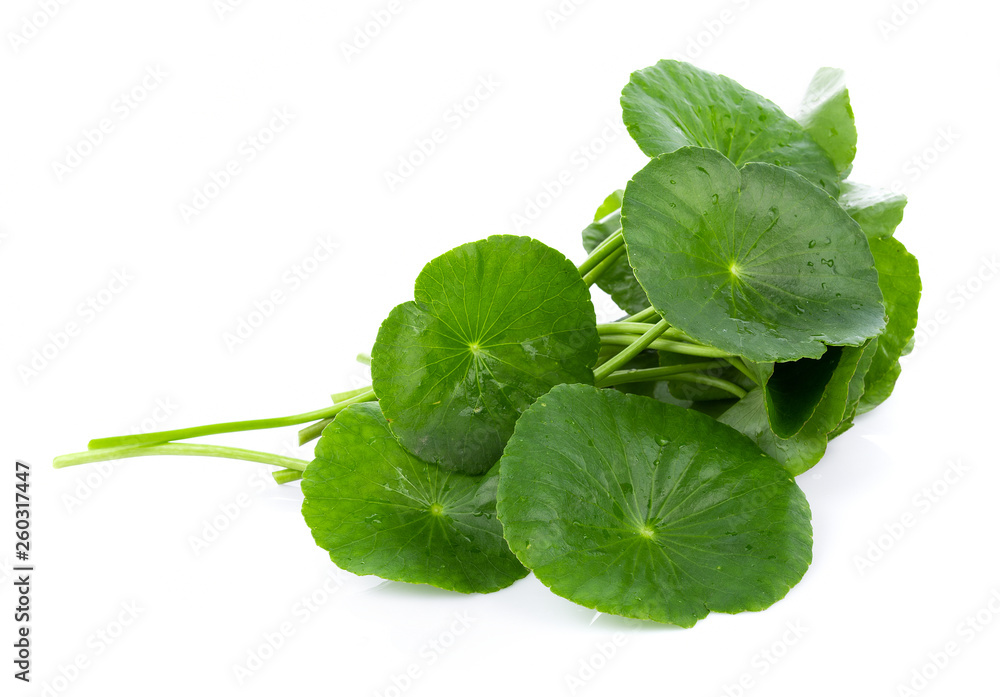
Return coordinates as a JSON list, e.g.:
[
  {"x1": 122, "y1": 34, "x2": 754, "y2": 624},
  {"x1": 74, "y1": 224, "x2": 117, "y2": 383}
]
[
  {"x1": 593, "y1": 189, "x2": 624, "y2": 221},
  {"x1": 828, "y1": 340, "x2": 878, "y2": 438},
  {"x1": 496, "y1": 384, "x2": 813, "y2": 627},
  {"x1": 372, "y1": 235, "x2": 600, "y2": 474},
  {"x1": 763, "y1": 348, "x2": 842, "y2": 438},
  {"x1": 857, "y1": 236, "x2": 921, "y2": 413},
  {"x1": 718, "y1": 389, "x2": 828, "y2": 476},
  {"x1": 621, "y1": 60, "x2": 840, "y2": 195},
  {"x1": 622, "y1": 147, "x2": 886, "y2": 362},
  {"x1": 582, "y1": 193, "x2": 650, "y2": 314},
  {"x1": 799, "y1": 345, "x2": 869, "y2": 435},
  {"x1": 720, "y1": 345, "x2": 869, "y2": 474},
  {"x1": 301, "y1": 403, "x2": 527, "y2": 593},
  {"x1": 796, "y1": 68, "x2": 857, "y2": 176},
  {"x1": 839, "y1": 182, "x2": 907, "y2": 240}
]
